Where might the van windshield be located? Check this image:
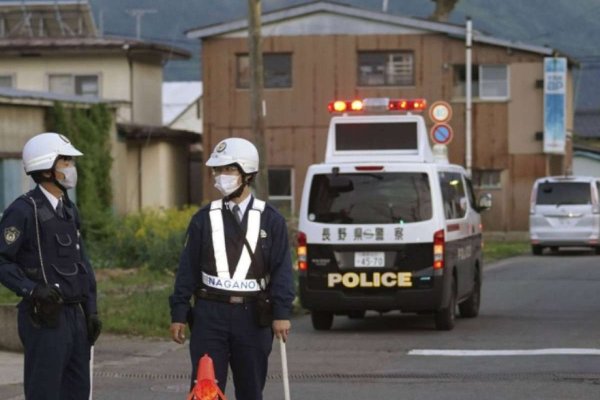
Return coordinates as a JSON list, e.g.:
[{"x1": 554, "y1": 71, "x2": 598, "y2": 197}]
[
  {"x1": 536, "y1": 182, "x2": 591, "y2": 205},
  {"x1": 308, "y1": 172, "x2": 432, "y2": 224}
]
